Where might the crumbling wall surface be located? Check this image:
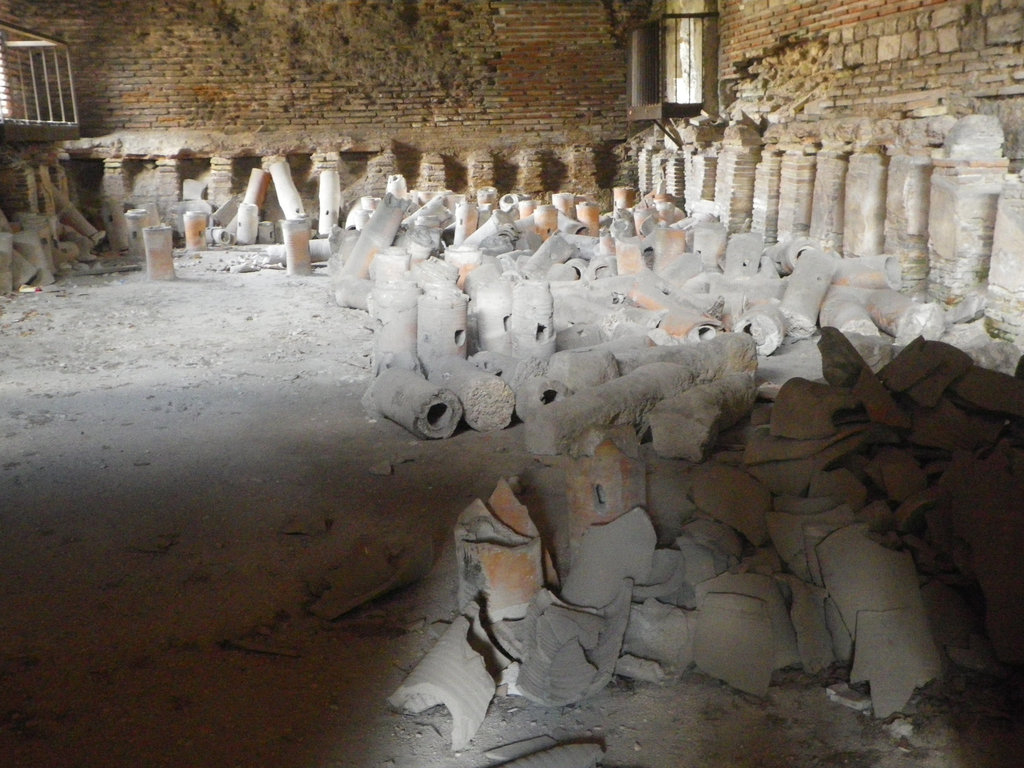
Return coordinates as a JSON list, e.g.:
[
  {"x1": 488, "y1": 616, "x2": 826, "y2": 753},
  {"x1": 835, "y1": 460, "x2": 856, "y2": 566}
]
[
  {"x1": 12, "y1": 0, "x2": 626, "y2": 152},
  {"x1": 721, "y1": 0, "x2": 1024, "y2": 158}
]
